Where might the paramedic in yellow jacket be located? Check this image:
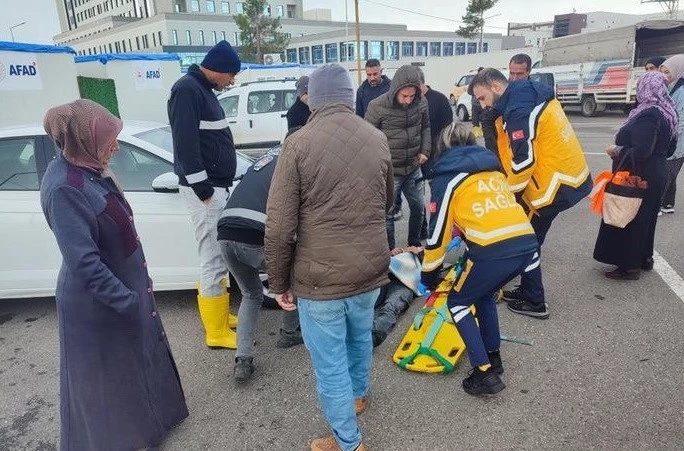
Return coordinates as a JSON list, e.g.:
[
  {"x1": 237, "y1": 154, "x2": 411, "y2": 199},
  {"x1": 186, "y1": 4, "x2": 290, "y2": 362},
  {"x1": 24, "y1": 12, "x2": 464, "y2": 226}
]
[
  {"x1": 470, "y1": 69, "x2": 592, "y2": 320},
  {"x1": 421, "y1": 123, "x2": 539, "y2": 396}
]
